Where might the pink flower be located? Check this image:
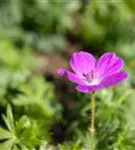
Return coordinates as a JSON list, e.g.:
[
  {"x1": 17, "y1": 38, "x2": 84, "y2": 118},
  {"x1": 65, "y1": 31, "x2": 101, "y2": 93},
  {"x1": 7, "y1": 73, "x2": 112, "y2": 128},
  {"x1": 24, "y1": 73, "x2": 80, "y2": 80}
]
[{"x1": 58, "y1": 51, "x2": 128, "y2": 93}]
